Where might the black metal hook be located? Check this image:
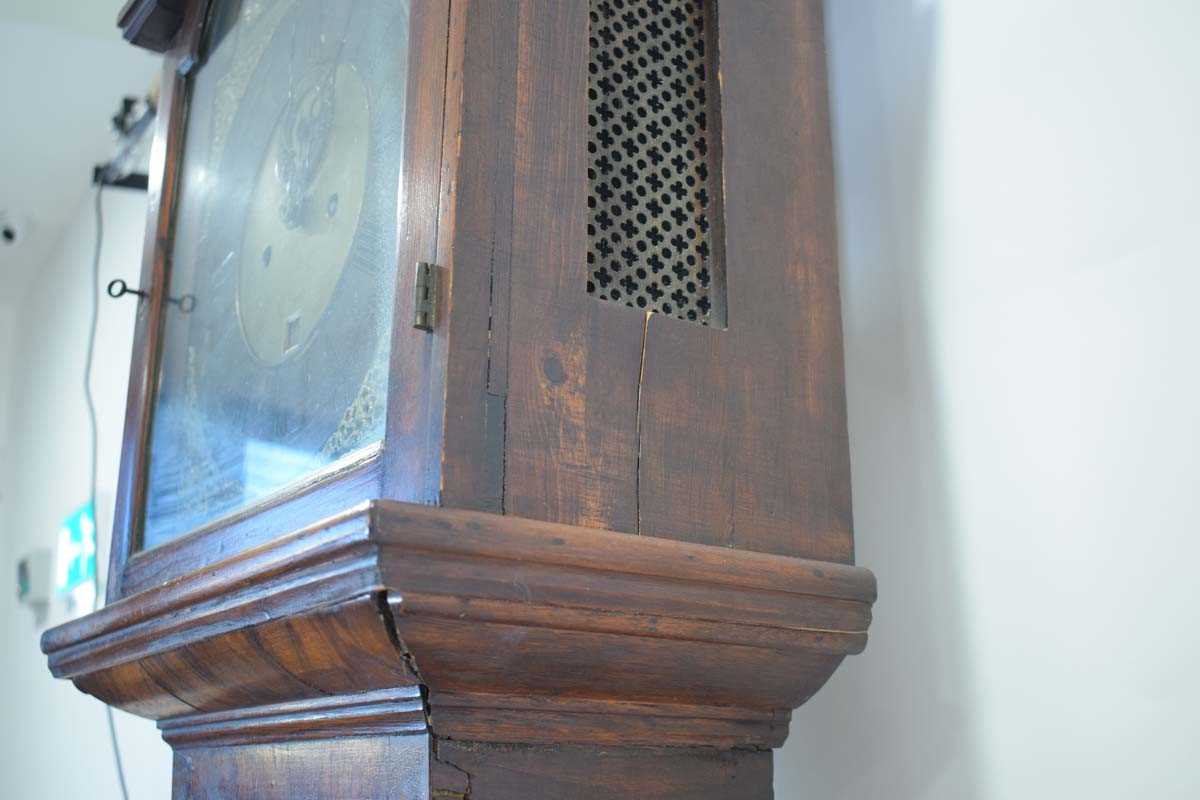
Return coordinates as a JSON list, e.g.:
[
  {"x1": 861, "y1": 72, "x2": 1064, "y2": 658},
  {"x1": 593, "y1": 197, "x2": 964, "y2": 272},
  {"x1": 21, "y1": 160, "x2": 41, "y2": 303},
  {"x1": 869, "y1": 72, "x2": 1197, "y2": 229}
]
[{"x1": 107, "y1": 278, "x2": 196, "y2": 314}]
